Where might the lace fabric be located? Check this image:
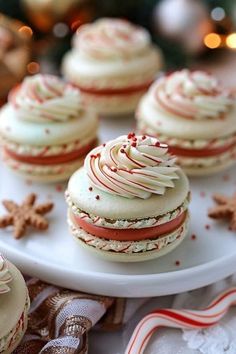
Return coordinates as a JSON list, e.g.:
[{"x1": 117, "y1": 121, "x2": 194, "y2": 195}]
[{"x1": 182, "y1": 309, "x2": 236, "y2": 354}]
